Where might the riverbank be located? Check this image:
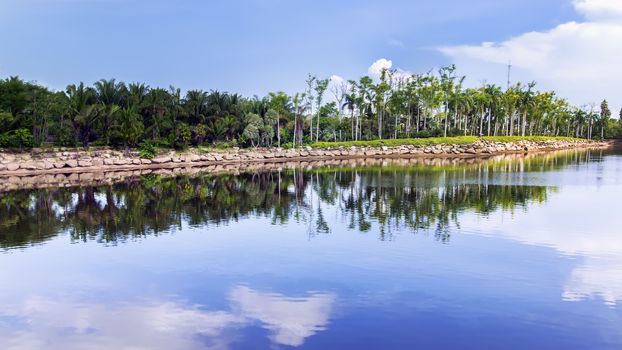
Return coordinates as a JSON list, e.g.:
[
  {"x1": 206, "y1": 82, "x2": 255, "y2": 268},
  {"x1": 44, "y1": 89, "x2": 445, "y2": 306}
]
[
  {"x1": 0, "y1": 137, "x2": 612, "y2": 177},
  {"x1": 0, "y1": 148, "x2": 610, "y2": 193}
]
